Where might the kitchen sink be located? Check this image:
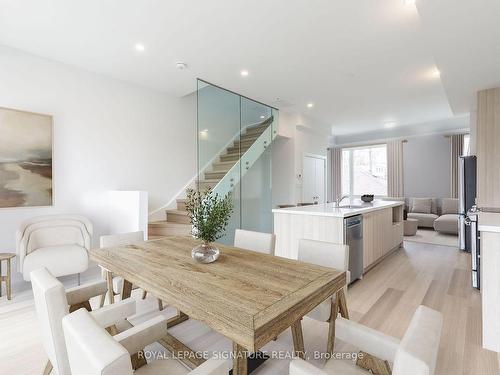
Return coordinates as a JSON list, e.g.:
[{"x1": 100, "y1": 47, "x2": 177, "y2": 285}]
[{"x1": 337, "y1": 204, "x2": 365, "y2": 209}]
